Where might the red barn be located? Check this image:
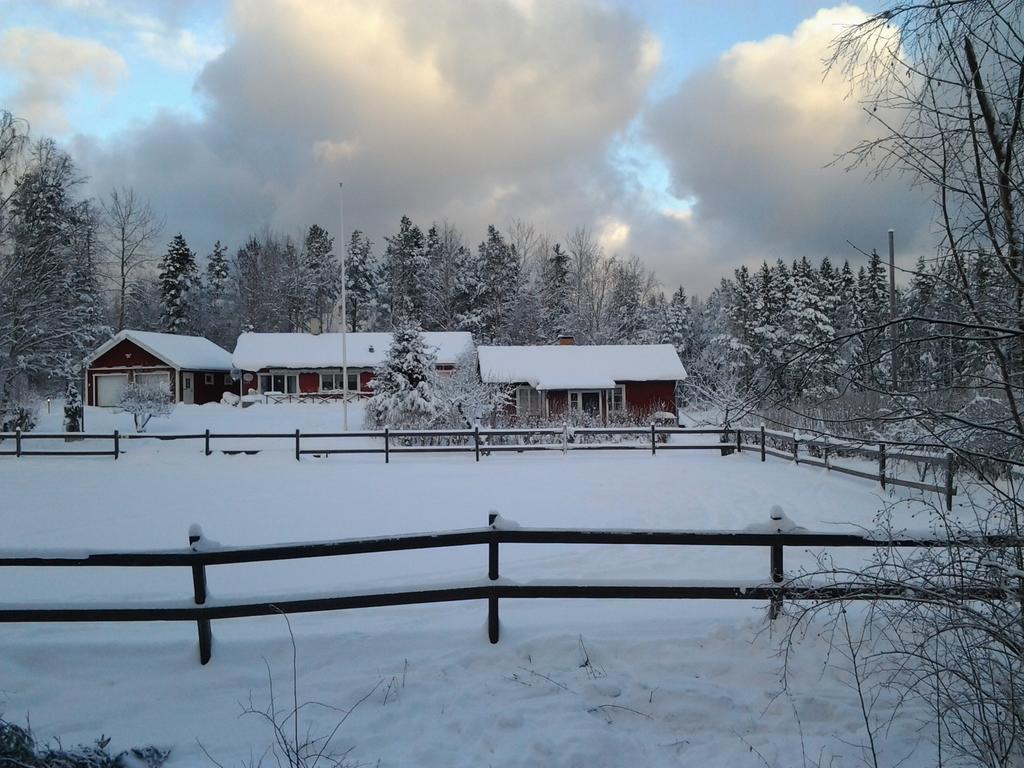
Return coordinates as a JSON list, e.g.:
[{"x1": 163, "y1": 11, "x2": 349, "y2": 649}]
[
  {"x1": 477, "y1": 339, "x2": 687, "y2": 424},
  {"x1": 83, "y1": 330, "x2": 234, "y2": 407}
]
